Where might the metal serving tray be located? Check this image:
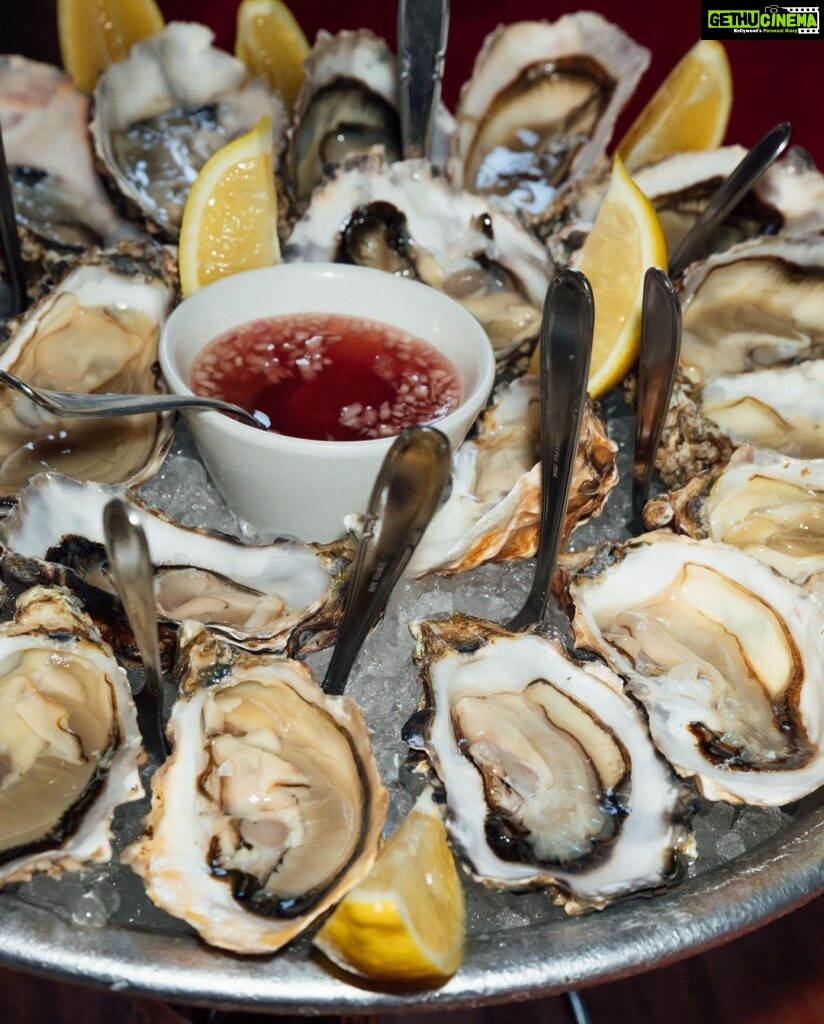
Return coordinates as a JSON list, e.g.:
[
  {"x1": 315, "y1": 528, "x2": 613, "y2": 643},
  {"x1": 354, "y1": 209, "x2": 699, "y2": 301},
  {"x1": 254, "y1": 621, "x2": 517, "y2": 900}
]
[
  {"x1": 0, "y1": 792, "x2": 822, "y2": 1014},
  {"x1": 1, "y1": 414, "x2": 823, "y2": 1014}
]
